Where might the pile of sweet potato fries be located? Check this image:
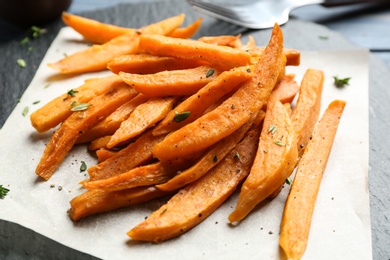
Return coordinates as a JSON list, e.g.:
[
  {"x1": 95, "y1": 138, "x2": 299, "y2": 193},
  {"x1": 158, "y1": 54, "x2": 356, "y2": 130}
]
[{"x1": 30, "y1": 13, "x2": 346, "y2": 259}]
